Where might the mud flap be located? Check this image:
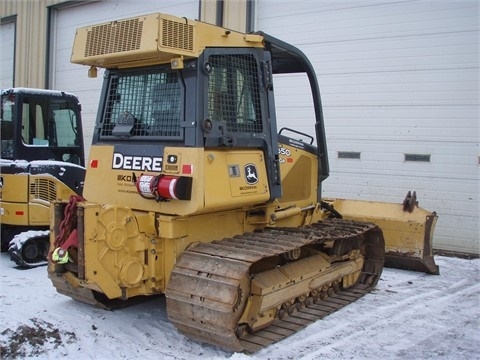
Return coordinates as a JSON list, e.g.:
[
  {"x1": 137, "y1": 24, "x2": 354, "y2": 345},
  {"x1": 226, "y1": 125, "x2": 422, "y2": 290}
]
[{"x1": 323, "y1": 193, "x2": 439, "y2": 275}]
